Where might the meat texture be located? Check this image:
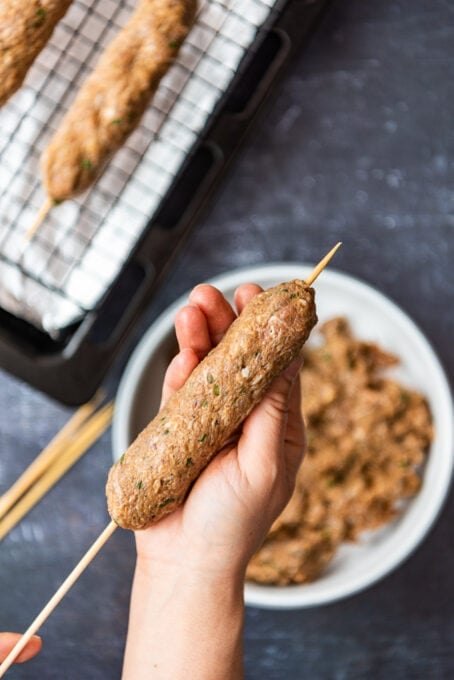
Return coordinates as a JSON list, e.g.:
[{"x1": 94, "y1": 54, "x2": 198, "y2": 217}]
[
  {"x1": 41, "y1": 0, "x2": 197, "y2": 202},
  {"x1": 106, "y1": 280, "x2": 317, "y2": 530},
  {"x1": 246, "y1": 316, "x2": 433, "y2": 585},
  {"x1": 0, "y1": 1, "x2": 73, "y2": 107}
]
